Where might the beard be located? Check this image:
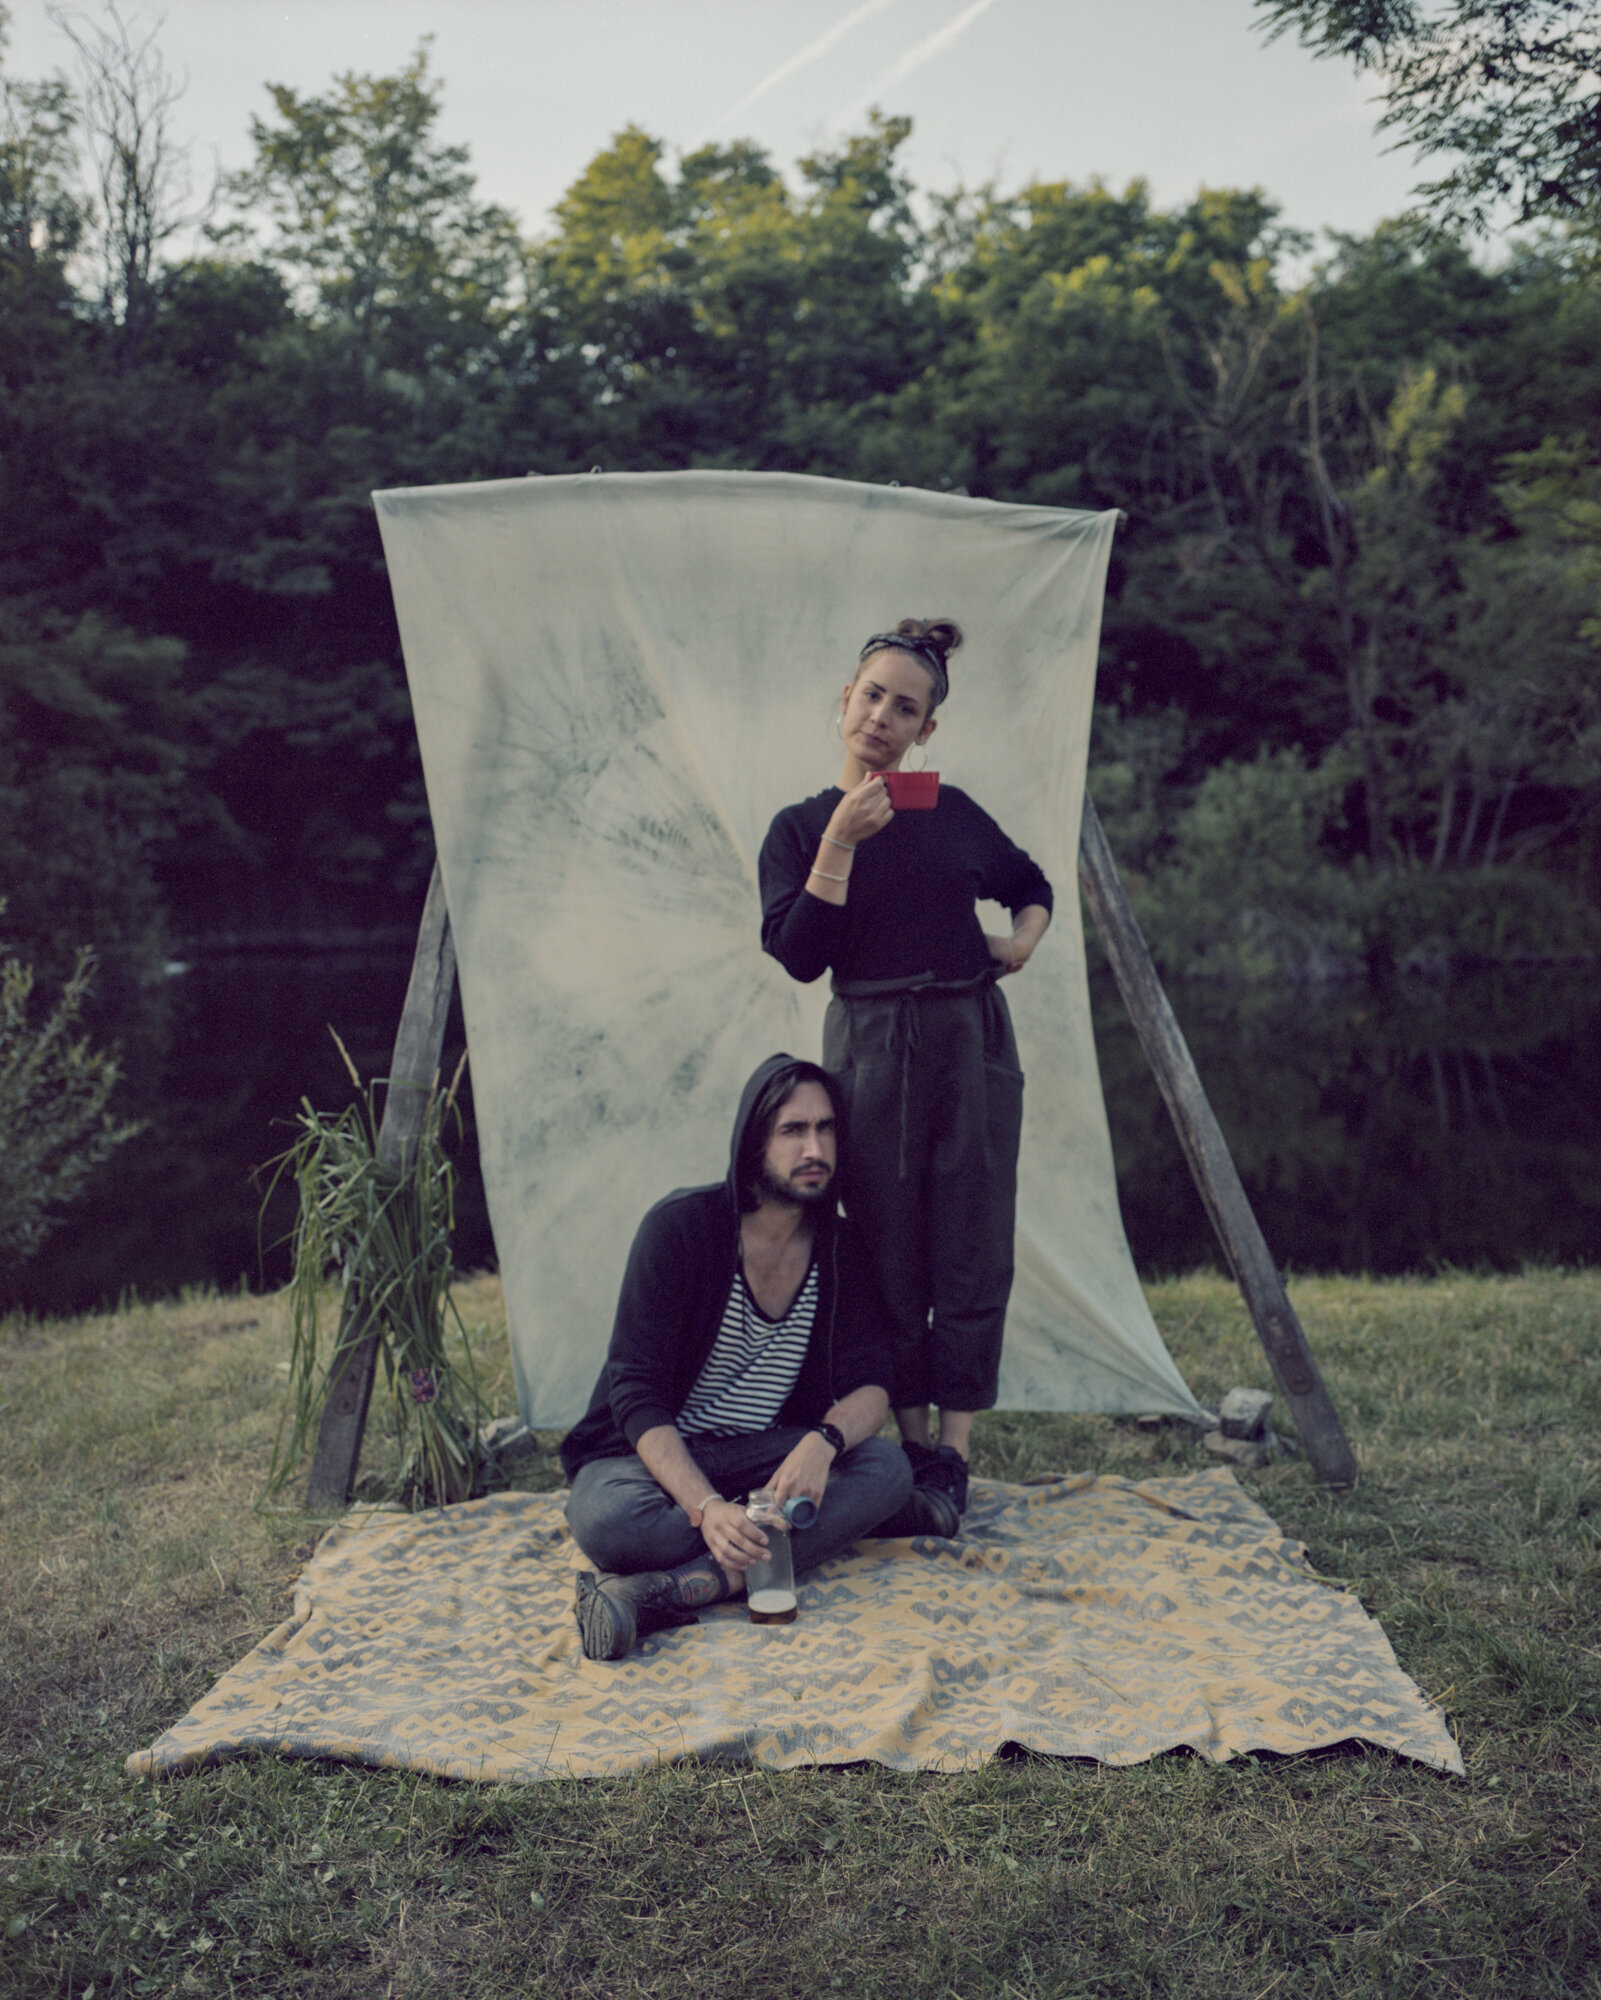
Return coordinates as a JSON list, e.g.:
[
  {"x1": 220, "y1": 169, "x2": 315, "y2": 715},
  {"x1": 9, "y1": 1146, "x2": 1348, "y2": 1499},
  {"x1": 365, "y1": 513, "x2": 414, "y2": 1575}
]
[{"x1": 757, "y1": 1157, "x2": 835, "y2": 1209}]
